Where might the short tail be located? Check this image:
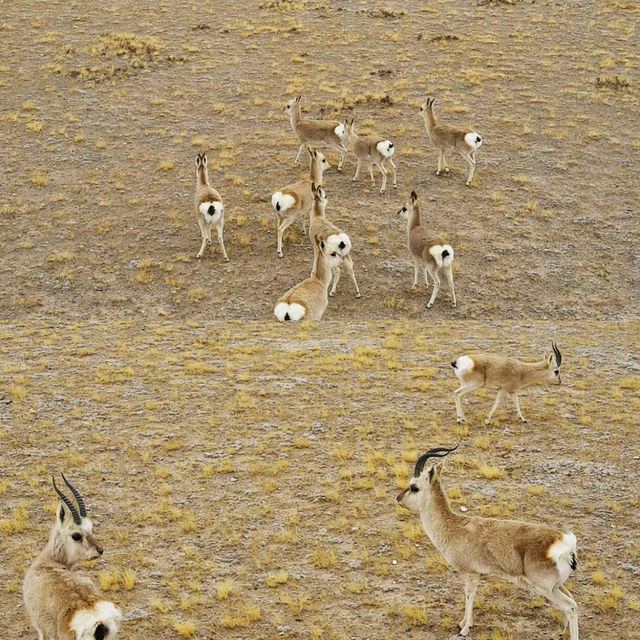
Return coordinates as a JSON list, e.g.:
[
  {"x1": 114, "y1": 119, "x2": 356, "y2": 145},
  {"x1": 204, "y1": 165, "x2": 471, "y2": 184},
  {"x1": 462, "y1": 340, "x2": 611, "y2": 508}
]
[
  {"x1": 464, "y1": 132, "x2": 483, "y2": 151},
  {"x1": 441, "y1": 244, "x2": 454, "y2": 267},
  {"x1": 376, "y1": 140, "x2": 395, "y2": 158}
]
